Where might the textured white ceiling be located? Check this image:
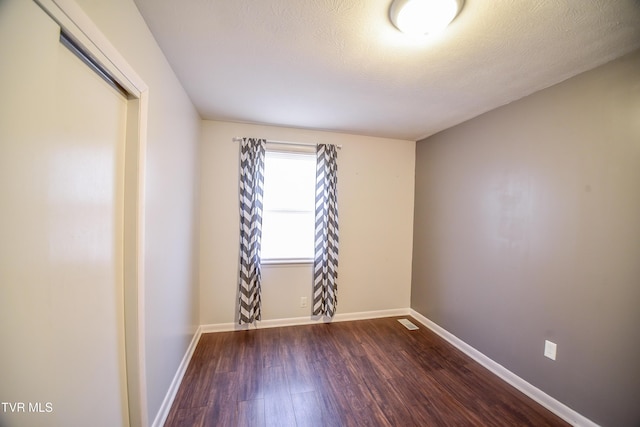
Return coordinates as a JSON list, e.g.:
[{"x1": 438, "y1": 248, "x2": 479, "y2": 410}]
[{"x1": 132, "y1": 0, "x2": 640, "y2": 140}]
